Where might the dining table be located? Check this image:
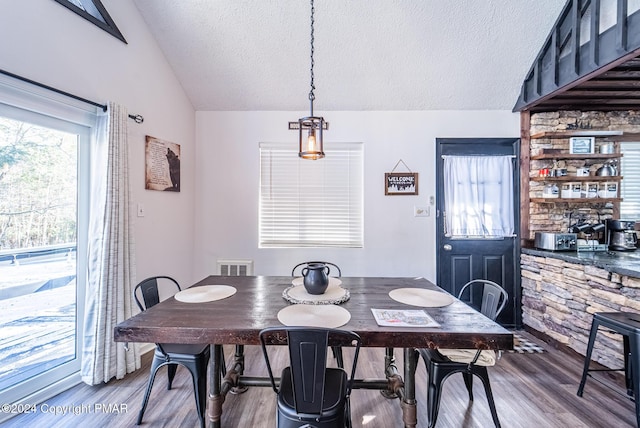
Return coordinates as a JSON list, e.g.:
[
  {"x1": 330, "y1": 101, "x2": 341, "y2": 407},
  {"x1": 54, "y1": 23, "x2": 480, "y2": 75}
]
[{"x1": 114, "y1": 275, "x2": 513, "y2": 428}]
